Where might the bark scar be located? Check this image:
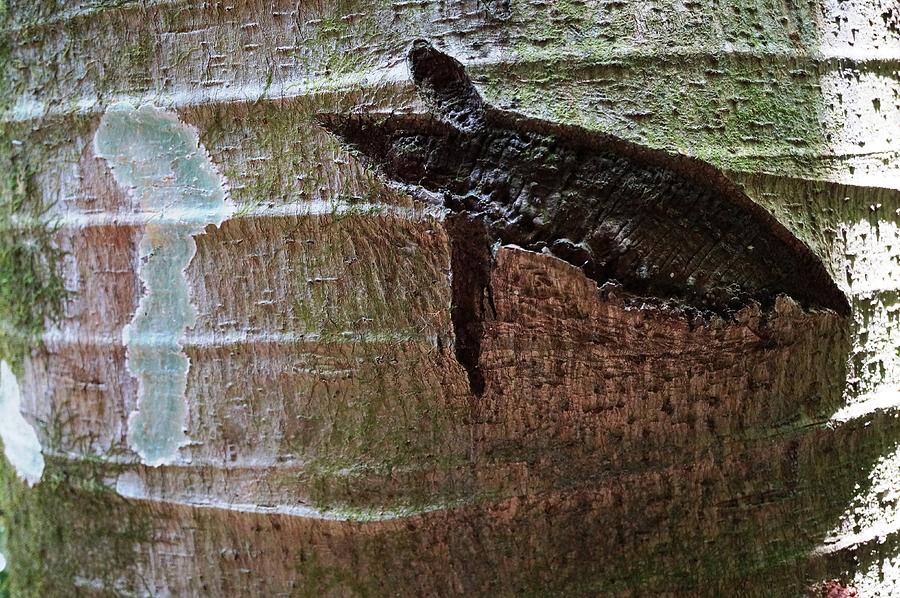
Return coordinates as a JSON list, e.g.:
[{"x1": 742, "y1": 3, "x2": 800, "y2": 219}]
[{"x1": 320, "y1": 40, "x2": 850, "y2": 395}]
